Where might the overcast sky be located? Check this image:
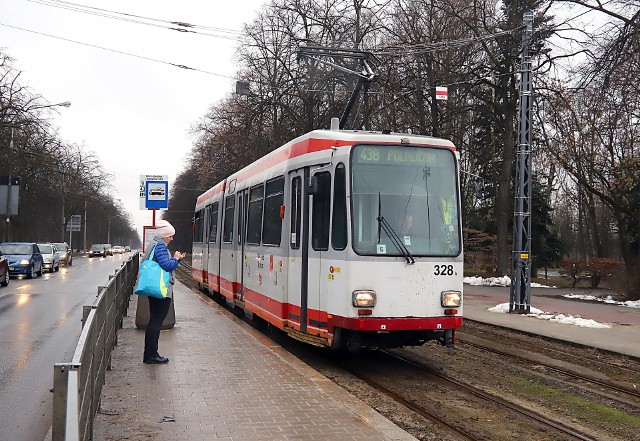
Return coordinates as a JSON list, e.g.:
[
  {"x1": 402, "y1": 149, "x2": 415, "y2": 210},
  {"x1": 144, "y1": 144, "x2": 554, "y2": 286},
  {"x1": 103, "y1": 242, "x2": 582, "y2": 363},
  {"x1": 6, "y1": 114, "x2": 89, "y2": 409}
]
[{"x1": 0, "y1": 0, "x2": 266, "y2": 240}]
